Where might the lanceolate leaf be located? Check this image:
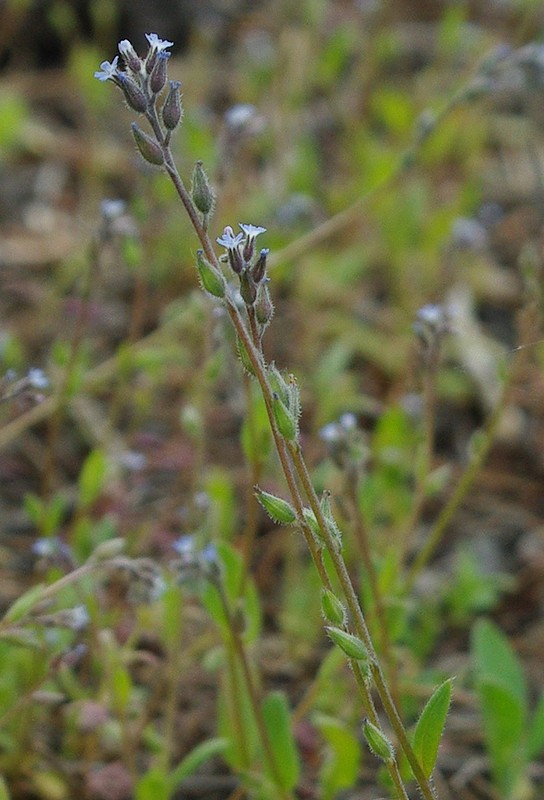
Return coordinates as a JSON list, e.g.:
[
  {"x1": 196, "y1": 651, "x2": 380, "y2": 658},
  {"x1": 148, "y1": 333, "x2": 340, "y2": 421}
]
[
  {"x1": 413, "y1": 679, "x2": 452, "y2": 779},
  {"x1": 261, "y1": 691, "x2": 300, "y2": 792}
]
